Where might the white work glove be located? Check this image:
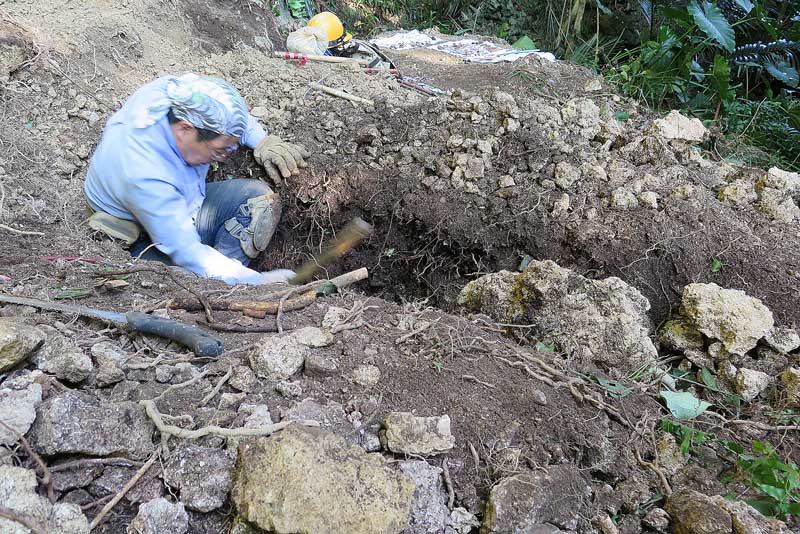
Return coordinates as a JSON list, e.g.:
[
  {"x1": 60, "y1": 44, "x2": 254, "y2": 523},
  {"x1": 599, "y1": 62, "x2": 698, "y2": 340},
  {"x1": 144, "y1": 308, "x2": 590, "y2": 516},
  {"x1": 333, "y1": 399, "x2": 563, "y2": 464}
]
[
  {"x1": 260, "y1": 269, "x2": 296, "y2": 284},
  {"x1": 253, "y1": 136, "x2": 311, "y2": 184}
]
